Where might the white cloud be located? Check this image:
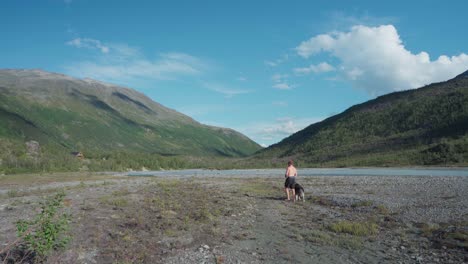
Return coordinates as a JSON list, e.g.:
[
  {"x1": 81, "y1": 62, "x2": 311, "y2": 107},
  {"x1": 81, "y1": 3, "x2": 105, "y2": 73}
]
[
  {"x1": 273, "y1": 82, "x2": 293, "y2": 90},
  {"x1": 265, "y1": 54, "x2": 289, "y2": 67},
  {"x1": 65, "y1": 38, "x2": 207, "y2": 83},
  {"x1": 239, "y1": 117, "x2": 324, "y2": 146},
  {"x1": 271, "y1": 73, "x2": 295, "y2": 90},
  {"x1": 67, "y1": 38, "x2": 109, "y2": 53},
  {"x1": 296, "y1": 25, "x2": 468, "y2": 95},
  {"x1": 272, "y1": 73, "x2": 288, "y2": 82},
  {"x1": 294, "y1": 62, "x2": 335, "y2": 75},
  {"x1": 204, "y1": 83, "x2": 252, "y2": 98}
]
